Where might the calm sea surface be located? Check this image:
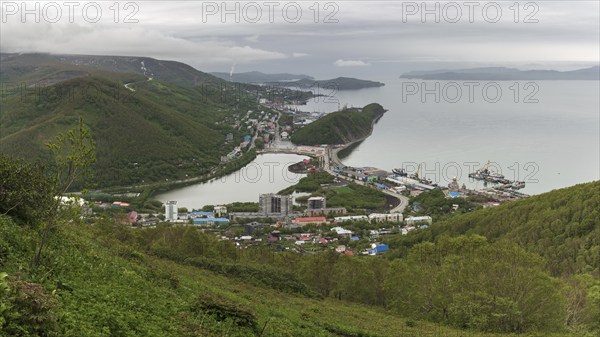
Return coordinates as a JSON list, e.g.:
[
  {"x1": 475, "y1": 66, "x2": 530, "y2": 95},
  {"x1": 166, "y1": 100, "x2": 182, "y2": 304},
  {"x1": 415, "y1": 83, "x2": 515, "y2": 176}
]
[{"x1": 157, "y1": 80, "x2": 599, "y2": 208}]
